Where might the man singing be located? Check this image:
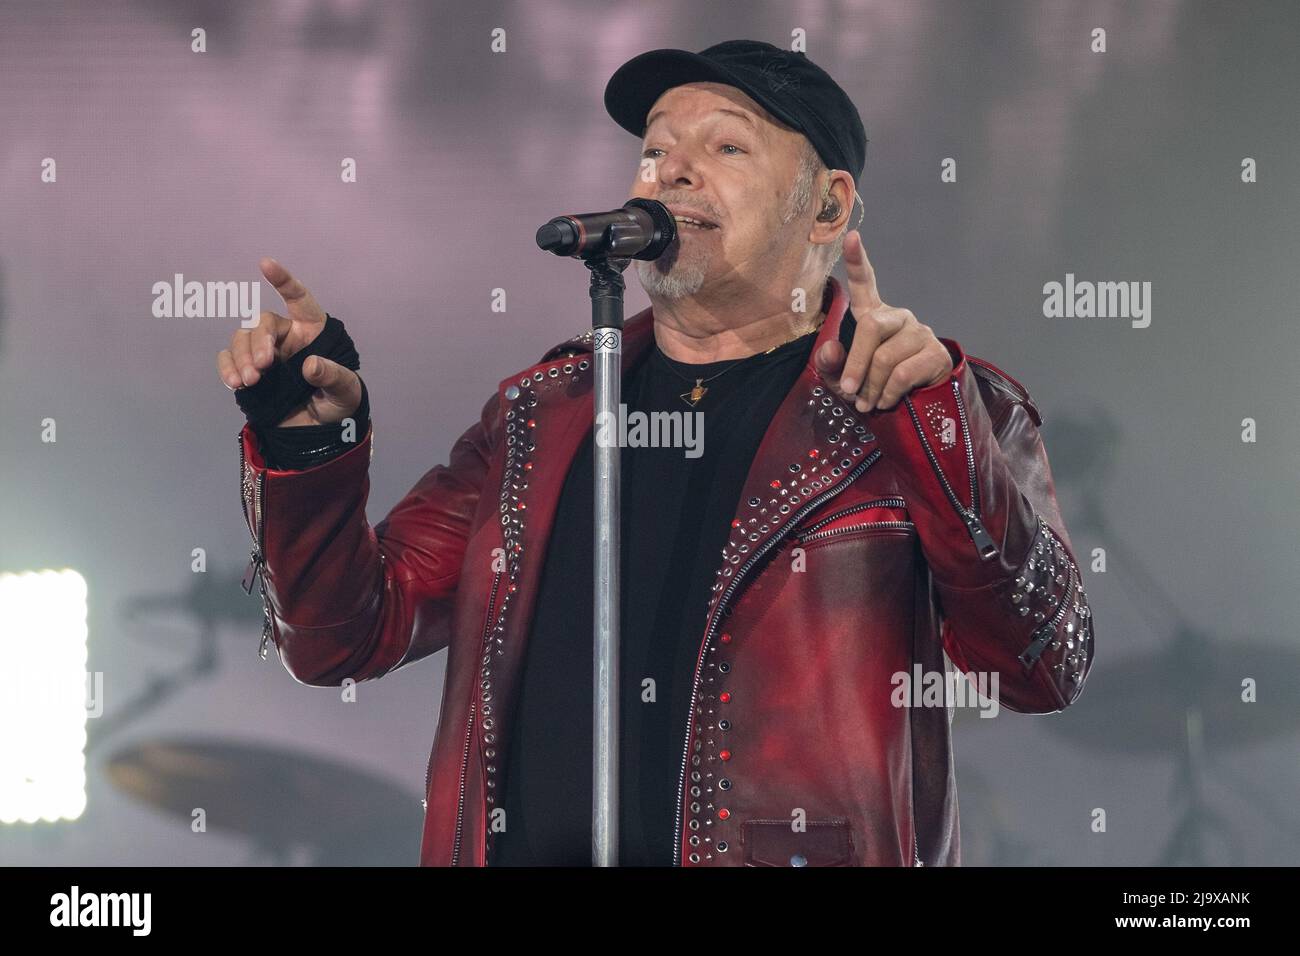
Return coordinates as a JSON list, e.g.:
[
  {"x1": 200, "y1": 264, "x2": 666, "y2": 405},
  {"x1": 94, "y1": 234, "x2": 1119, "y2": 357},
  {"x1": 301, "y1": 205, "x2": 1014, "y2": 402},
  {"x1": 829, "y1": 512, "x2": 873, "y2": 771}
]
[{"x1": 218, "y1": 40, "x2": 1094, "y2": 866}]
